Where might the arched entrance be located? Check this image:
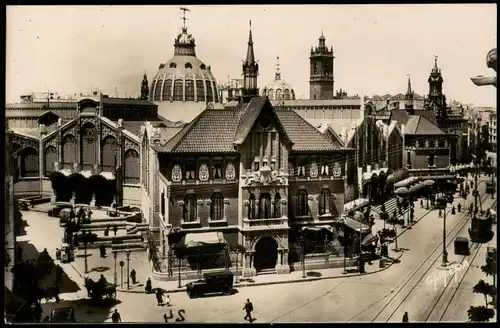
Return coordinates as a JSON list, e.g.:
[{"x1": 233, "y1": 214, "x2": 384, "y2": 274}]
[{"x1": 254, "y1": 237, "x2": 278, "y2": 272}]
